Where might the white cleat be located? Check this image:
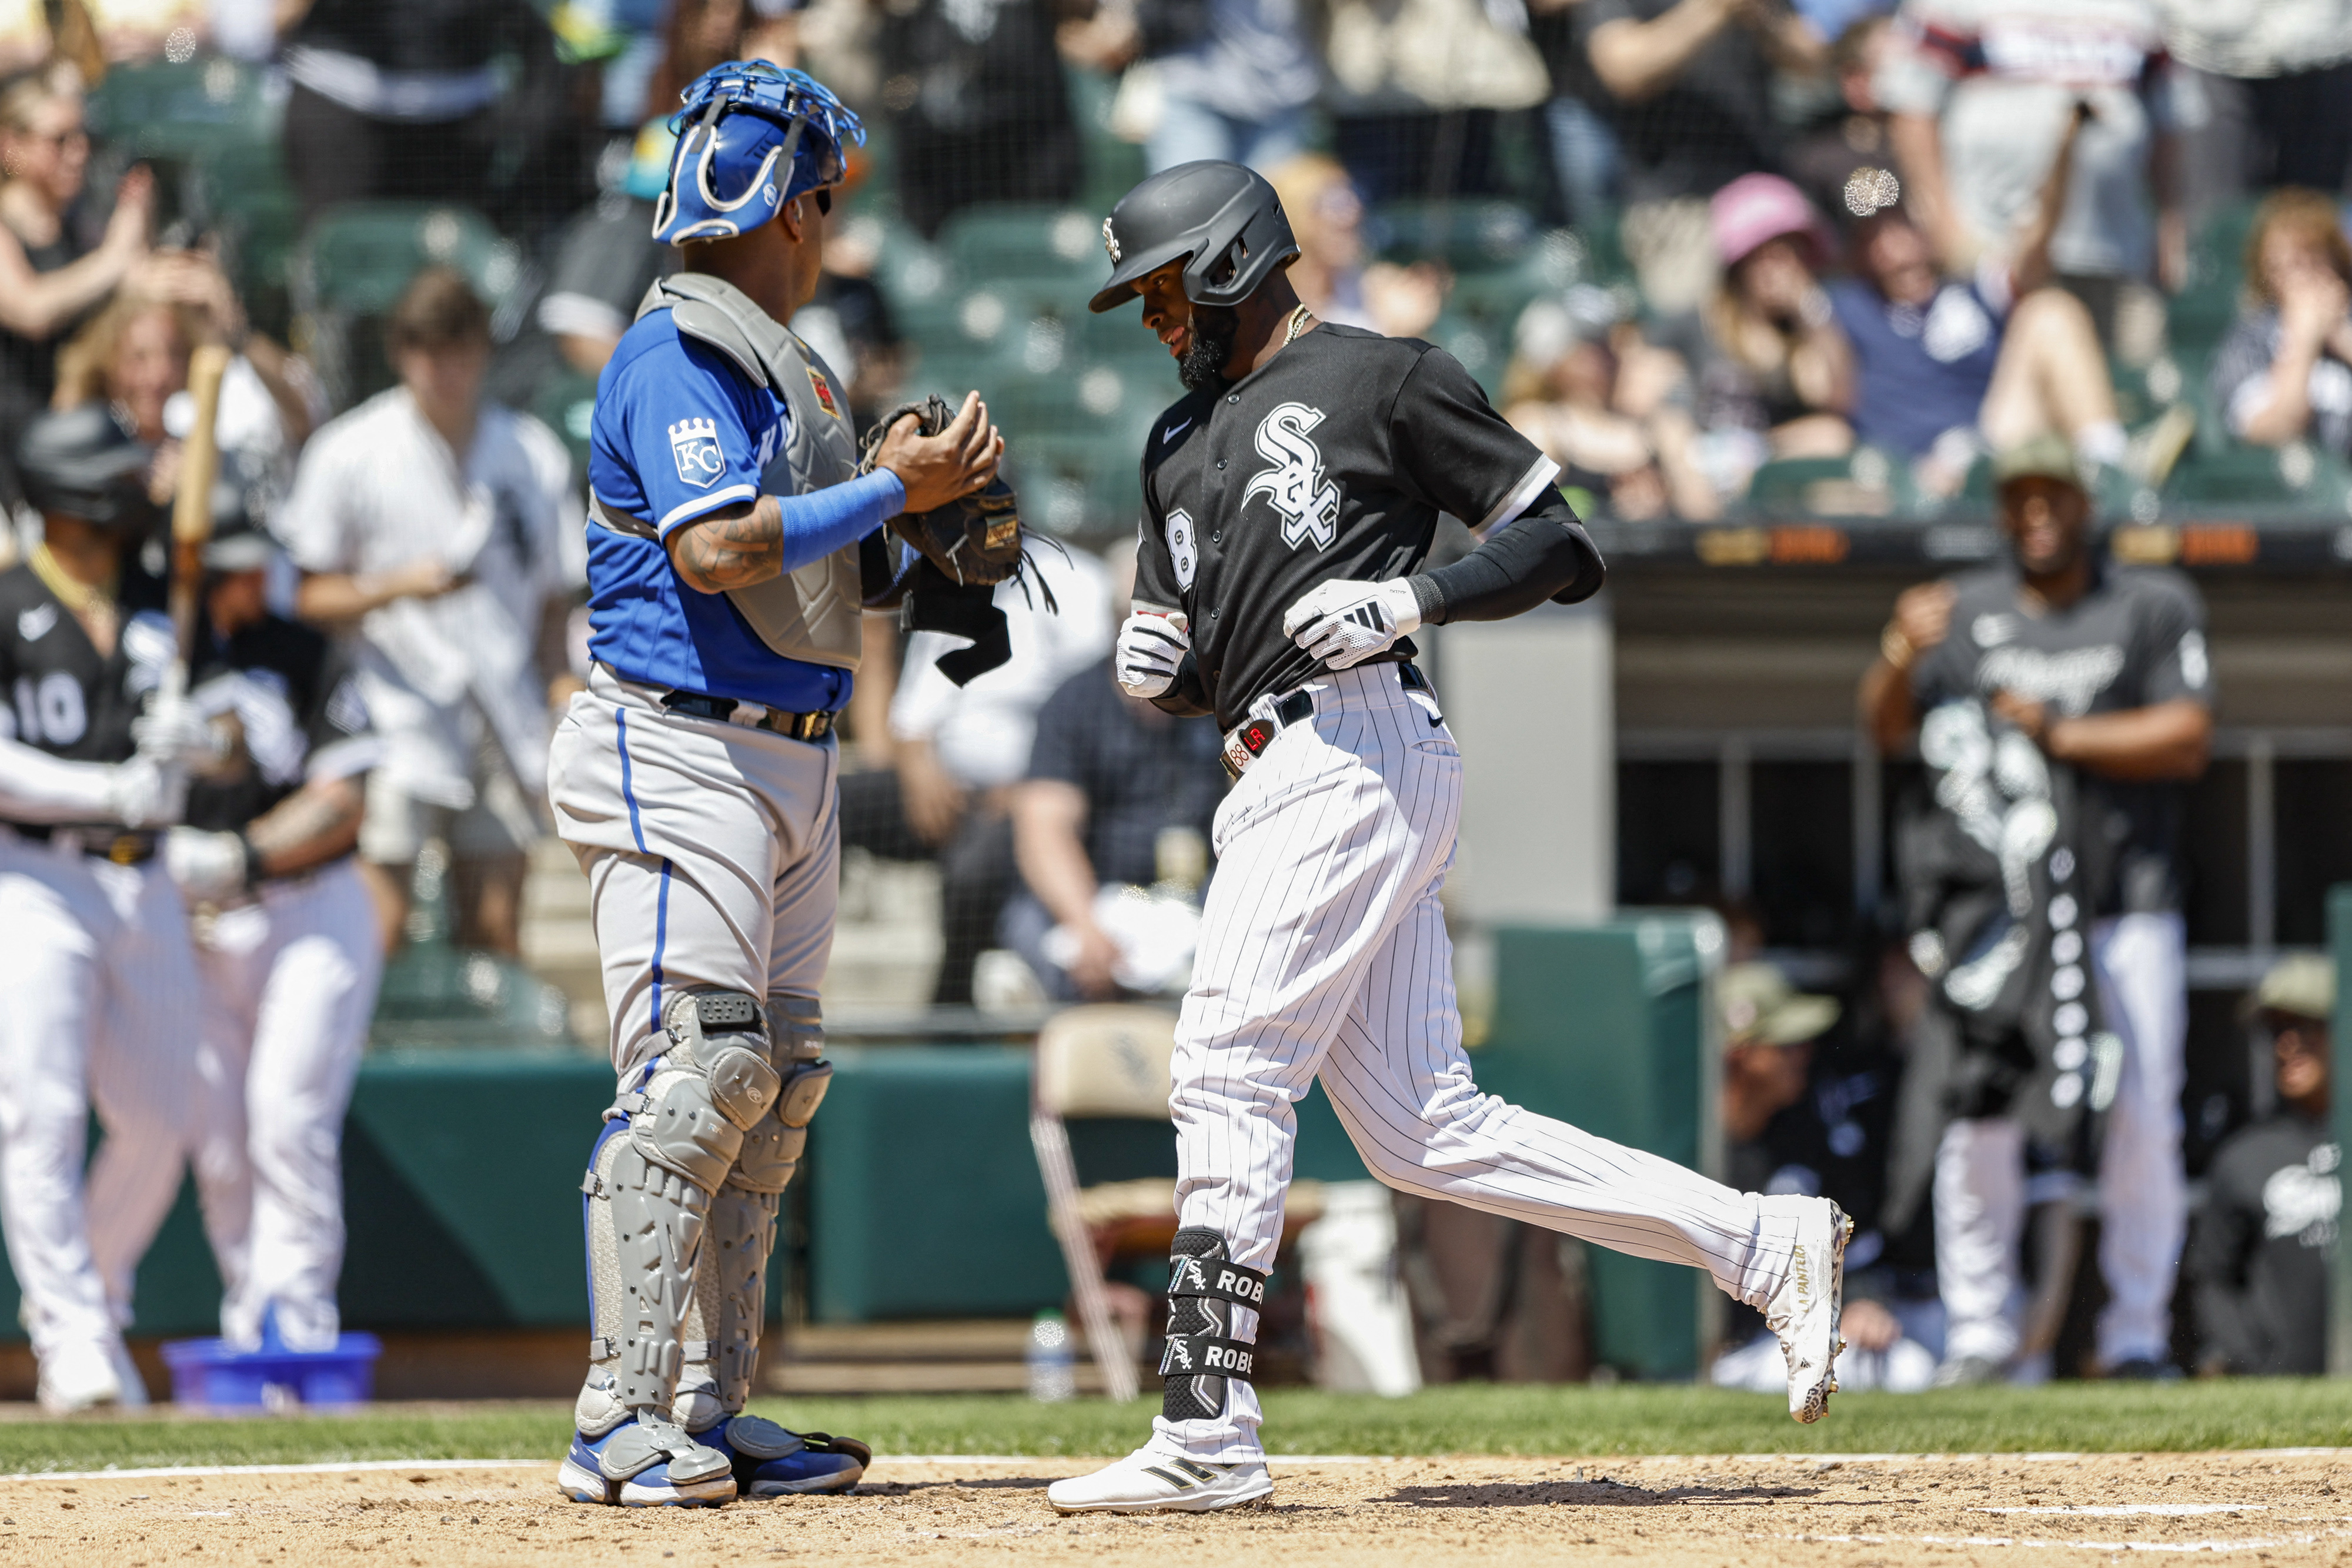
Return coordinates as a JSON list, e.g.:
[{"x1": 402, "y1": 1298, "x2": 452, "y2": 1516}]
[
  {"x1": 1766, "y1": 1196, "x2": 1852, "y2": 1424},
  {"x1": 1046, "y1": 1447, "x2": 1274, "y2": 1514},
  {"x1": 36, "y1": 1340, "x2": 125, "y2": 1415}
]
